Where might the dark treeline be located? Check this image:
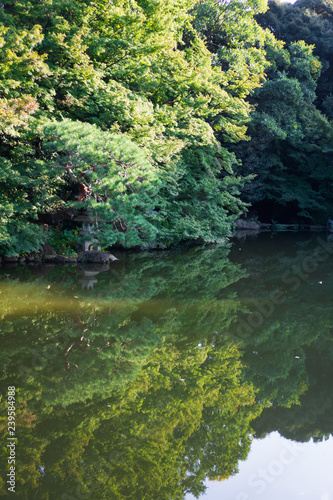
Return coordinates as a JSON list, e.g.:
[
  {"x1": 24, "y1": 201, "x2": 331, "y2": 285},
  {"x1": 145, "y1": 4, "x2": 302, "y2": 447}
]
[{"x1": 0, "y1": 0, "x2": 333, "y2": 255}]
